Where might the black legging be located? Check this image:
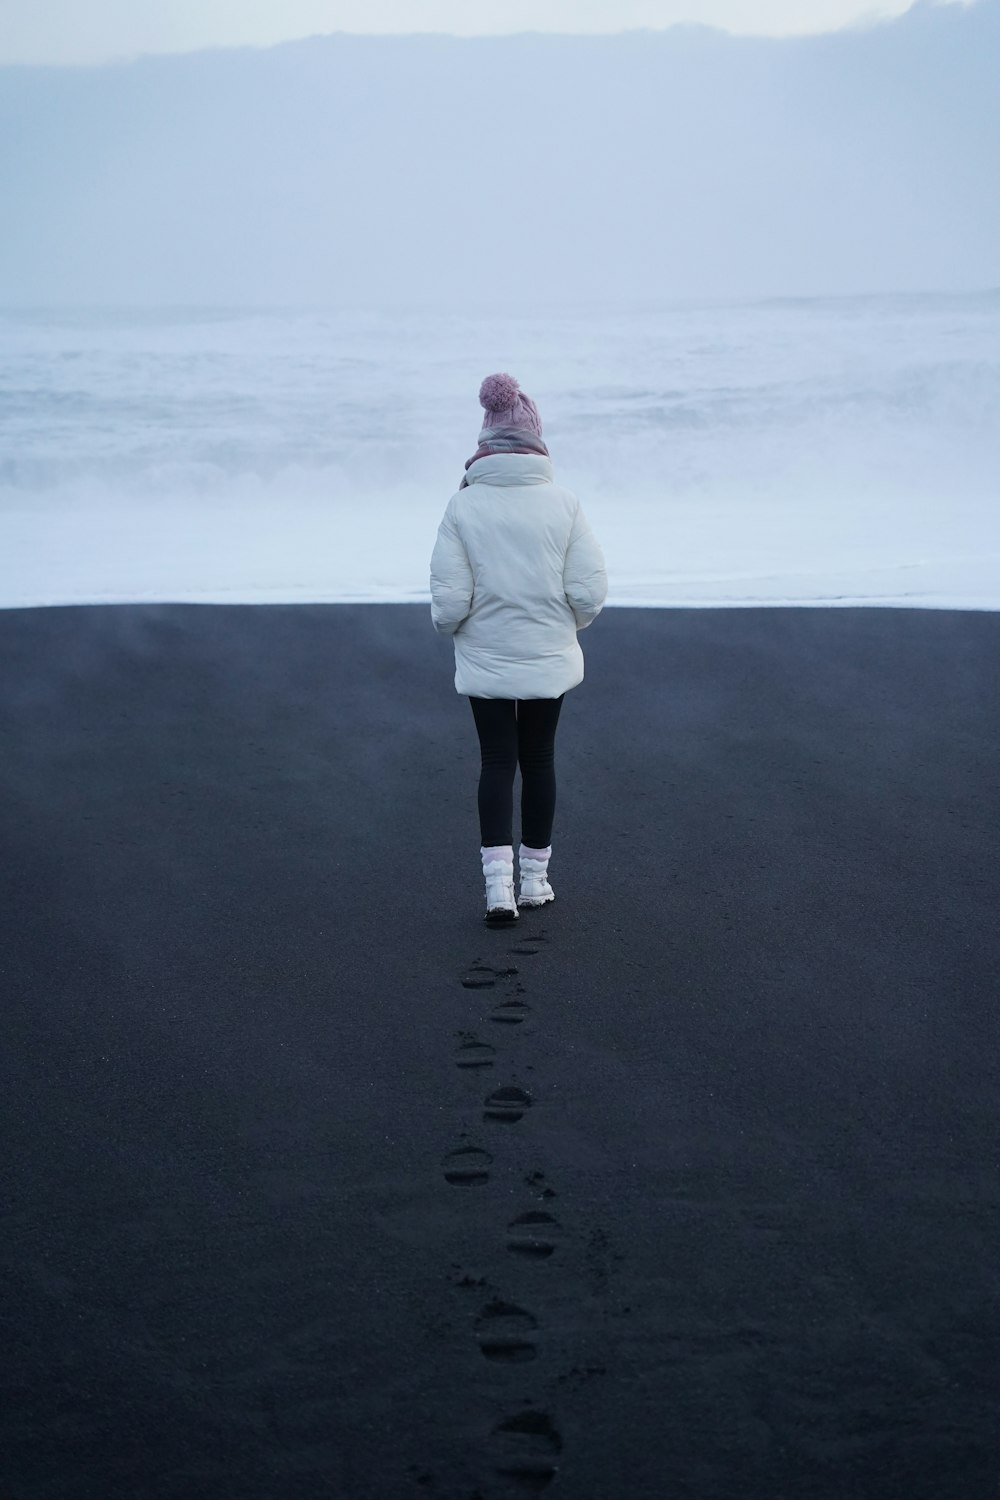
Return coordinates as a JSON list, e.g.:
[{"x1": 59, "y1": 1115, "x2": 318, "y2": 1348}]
[{"x1": 469, "y1": 696, "x2": 564, "y2": 849}]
